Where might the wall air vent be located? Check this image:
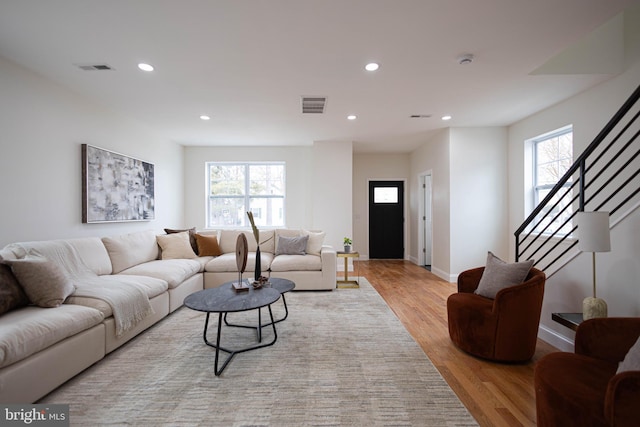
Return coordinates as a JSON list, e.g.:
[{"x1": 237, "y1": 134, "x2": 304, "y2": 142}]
[
  {"x1": 75, "y1": 63, "x2": 114, "y2": 71},
  {"x1": 301, "y1": 96, "x2": 327, "y2": 114}
]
